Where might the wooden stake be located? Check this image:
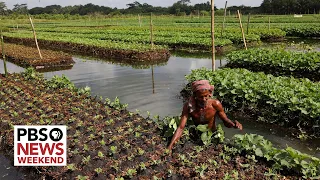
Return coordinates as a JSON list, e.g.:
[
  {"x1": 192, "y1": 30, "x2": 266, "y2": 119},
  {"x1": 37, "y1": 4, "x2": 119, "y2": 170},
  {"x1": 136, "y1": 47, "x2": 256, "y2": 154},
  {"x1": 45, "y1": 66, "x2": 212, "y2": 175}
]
[
  {"x1": 151, "y1": 65, "x2": 155, "y2": 94},
  {"x1": 268, "y1": 16, "x2": 271, "y2": 30},
  {"x1": 221, "y1": 1, "x2": 228, "y2": 37},
  {"x1": 1, "y1": 31, "x2": 8, "y2": 76},
  {"x1": 150, "y1": 13, "x2": 154, "y2": 49},
  {"x1": 237, "y1": 10, "x2": 247, "y2": 50},
  {"x1": 211, "y1": 0, "x2": 215, "y2": 71},
  {"x1": 247, "y1": 13, "x2": 250, "y2": 34},
  {"x1": 28, "y1": 15, "x2": 42, "y2": 59}
]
